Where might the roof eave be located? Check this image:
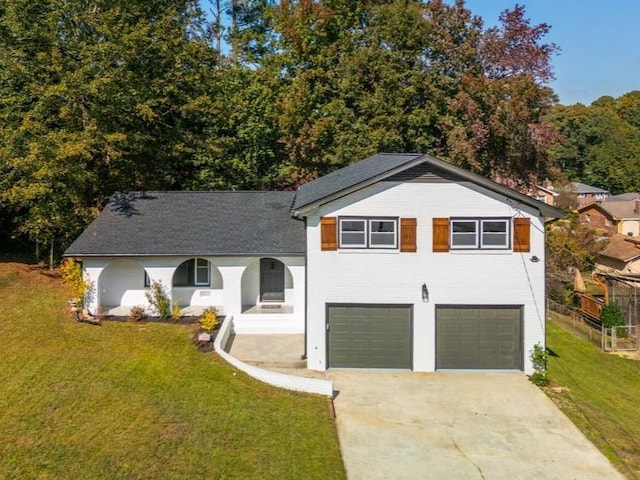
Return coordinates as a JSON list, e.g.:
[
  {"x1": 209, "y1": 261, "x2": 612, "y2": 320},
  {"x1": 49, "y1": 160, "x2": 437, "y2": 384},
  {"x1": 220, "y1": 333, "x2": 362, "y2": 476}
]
[{"x1": 64, "y1": 252, "x2": 306, "y2": 258}]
